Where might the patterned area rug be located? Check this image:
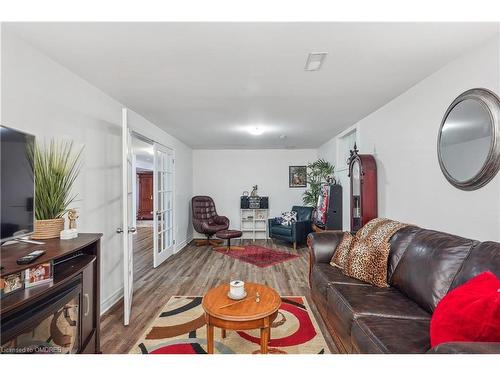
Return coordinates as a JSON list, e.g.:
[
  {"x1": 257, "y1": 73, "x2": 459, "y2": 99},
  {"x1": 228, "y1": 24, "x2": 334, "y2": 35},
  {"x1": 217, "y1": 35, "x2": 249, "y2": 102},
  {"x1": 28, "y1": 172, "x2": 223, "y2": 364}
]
[
  {"x1": 214, "y1": 245, "x2": 299, "y2": 267},
  {"x1": 130, "y1": 296, "x2": 330, "y2": 354}
]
